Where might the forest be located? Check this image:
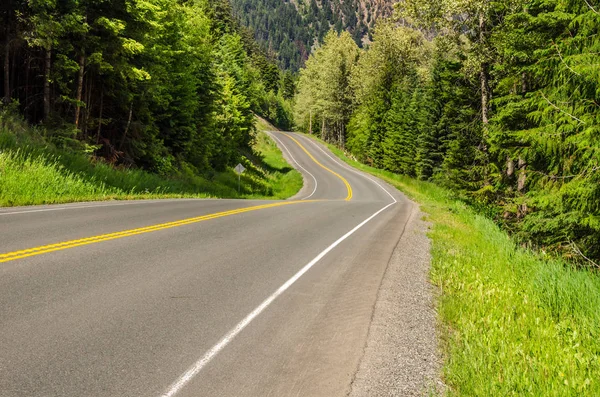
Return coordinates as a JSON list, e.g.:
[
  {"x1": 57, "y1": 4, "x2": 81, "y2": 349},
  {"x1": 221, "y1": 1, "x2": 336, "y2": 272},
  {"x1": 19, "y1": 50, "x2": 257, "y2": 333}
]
[
  {"x1": 2, "y1": 0, "x2": 599, "y2": 263},
  {"x1": 230, "y1": 0, "x2": 392, "y2": 70},
  {"x1": 0, "y1": 0, "x2": 294, "y2": 177},
  {"x1": 2, "y1": 1, "x2": 600, "y2": 392},
  {"x1": 295, "y1": 0, "x2": 600, "y2": 263}
]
